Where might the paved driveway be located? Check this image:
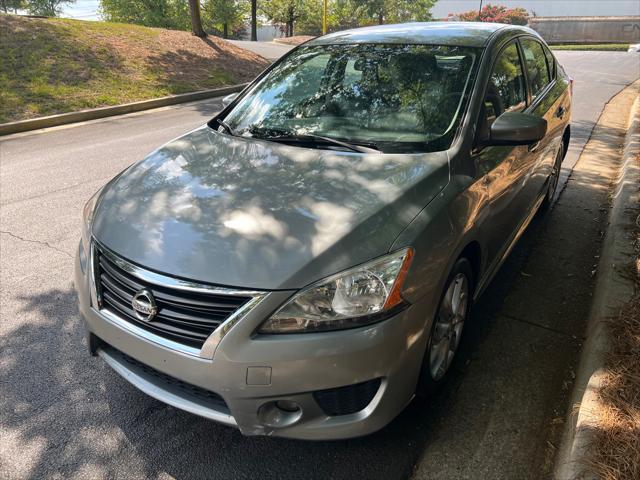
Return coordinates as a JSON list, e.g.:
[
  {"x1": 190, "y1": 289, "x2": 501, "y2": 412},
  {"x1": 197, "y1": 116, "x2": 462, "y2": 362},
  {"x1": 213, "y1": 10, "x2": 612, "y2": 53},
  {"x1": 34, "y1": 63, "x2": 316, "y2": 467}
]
[
  {"x1": 227, "y1": 40, "x2": 294, "y2": 60},
  {"x1": 1, "y1": 52, "x2": 638, "y2": 479}
]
